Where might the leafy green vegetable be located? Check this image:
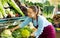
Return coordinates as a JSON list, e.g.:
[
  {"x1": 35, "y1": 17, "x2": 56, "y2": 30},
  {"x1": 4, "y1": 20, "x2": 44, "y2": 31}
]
[
  {"x1": 0, "y1": 11, "x2": 3, "y2": 18},
  {"x1": 0, "y1": 1, "x2": 7, "y2": 17},
  {"x1": 12, "y1": 26, "x2": 33, "y2": 38},
  {"x1": 43, "y1": 1, "x2": 50, "y2": 6},
  {"x1": 8, "y1": 0, "x2": 25, "y2": 16},
  {"x1": 47, "y1": 18, "x2": 54, "y2": 24},
  {"x1": 5, "y1": 8, "x2": 10, "y2": 14},
  {"x1": 0, "y1": 0, "x2": 9, "y2": 8},
  {"x1": 12, "y1": 29, "x2": 22, "y2": 38},
  {"x1": 0, "y1": 0, "x2": 8, "y2": 6},
  {"x1": 43, "y1": 6, "x2": 54, "y2": 18}
]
